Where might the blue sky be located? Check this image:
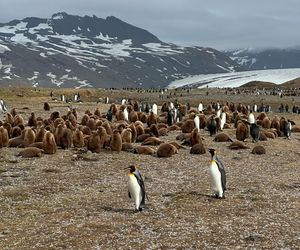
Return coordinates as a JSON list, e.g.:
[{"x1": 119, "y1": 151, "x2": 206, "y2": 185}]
[{"x1": 0, "y1": 0, "x2": 299, "y2": 50}]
